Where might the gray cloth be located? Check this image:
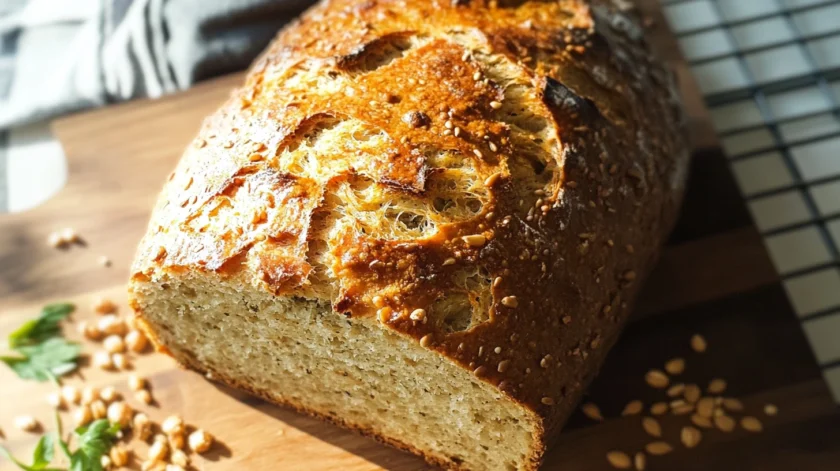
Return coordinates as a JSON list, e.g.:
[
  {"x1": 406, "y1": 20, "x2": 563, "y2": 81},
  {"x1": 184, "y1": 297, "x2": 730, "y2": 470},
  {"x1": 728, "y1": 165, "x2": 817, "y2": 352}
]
[{"x1": 0, "y1": 0, "x2": 310, "y2": 130}]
